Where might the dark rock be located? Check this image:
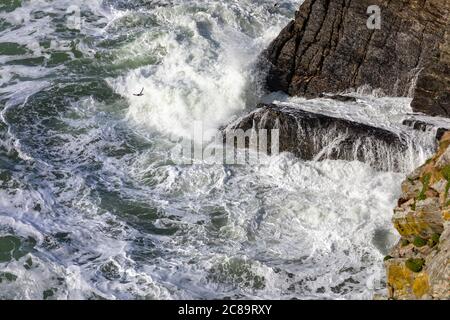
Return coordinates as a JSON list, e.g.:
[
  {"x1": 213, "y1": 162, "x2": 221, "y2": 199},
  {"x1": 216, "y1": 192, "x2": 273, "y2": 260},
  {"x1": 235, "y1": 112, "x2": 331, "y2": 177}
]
[
  {"x1": 436, "y1": 128, "x2": 449, "y2": 142},
  {"x1": 227, "y1": 103, "x2": 410, "y2": 171},
  {"x1": 264, "y1": 0, "x2": 450, "y2": 117}
]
